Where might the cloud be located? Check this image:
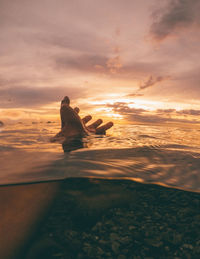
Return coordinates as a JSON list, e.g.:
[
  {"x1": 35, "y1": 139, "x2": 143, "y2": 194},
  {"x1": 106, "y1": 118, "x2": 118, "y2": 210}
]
[
  {"x1": 126, "y1": 93, "x2": 144, "y2": 97},
  {"x1": 157, "y1": 109, "x2": 200, "y2": 116},
  {"x1": 55, "y1": 54, "x2": 107, "y2": 74},
  {"x1": 0, "y1": 86, "x2": 86, "y2": 108},
  {"x1": 49, "y1": 23, "x2": 123, "y2": 75},
  {"x1": 111, "y1": 103, "x2": 168, "y2": 123},
  {"x1": 118, "y1": 61, "x2": 169, "y2": 81},
  {"x1": 107, "y1": 102, "x2": 200, "y2": 124},
  {"x1": 107, "y1": 102, "x2": 146, "y2": 114},
  {"x1": 150, "y1": 0, "x2": 200, "y2": 41},
  {"x1": 139, "y1": 75, "x2": 166, "y2": 90},
  {"x1": 0, "y1": 0, "x2": 200, "y2": 108},
  {"x1": 177, "y1": 109, "x2": 200, "y2": 116},
  {"x1": 157, "y1": 109, "x2": 176, "y2": 114},
  {"x1": 55, "y1": 52, "x2": 123, "y2": 75},
  {"x1": 39, "y1": 32, "x2": 108, "y2": 55},
  {"x1": 106, "y1": 55, "x2": 122, "y2": 74},
  {"x1": 55, "y1": 52, "x2": 169, "y2": 84},
  {"x1": 106, "y1": 33, "x2": 122, "y2": 74}
]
